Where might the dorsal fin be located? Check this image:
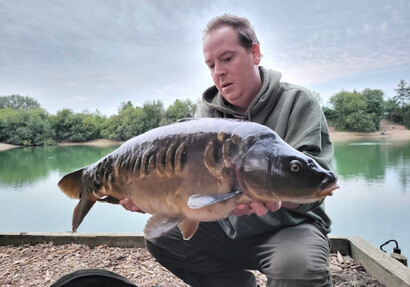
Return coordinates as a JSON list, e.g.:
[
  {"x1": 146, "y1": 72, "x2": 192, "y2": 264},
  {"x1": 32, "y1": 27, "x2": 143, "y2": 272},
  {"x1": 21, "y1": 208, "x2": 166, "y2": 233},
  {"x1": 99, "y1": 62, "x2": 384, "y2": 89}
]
[
  {"x1": 187, "y1": 190, "x2": 242, "y2": 209},
  {"x1": 176, "y1": 118, "x2": 197, "y2": 123},
  {"x1": 58, "y1": 168, "x2": 84, "y2": 199}
]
